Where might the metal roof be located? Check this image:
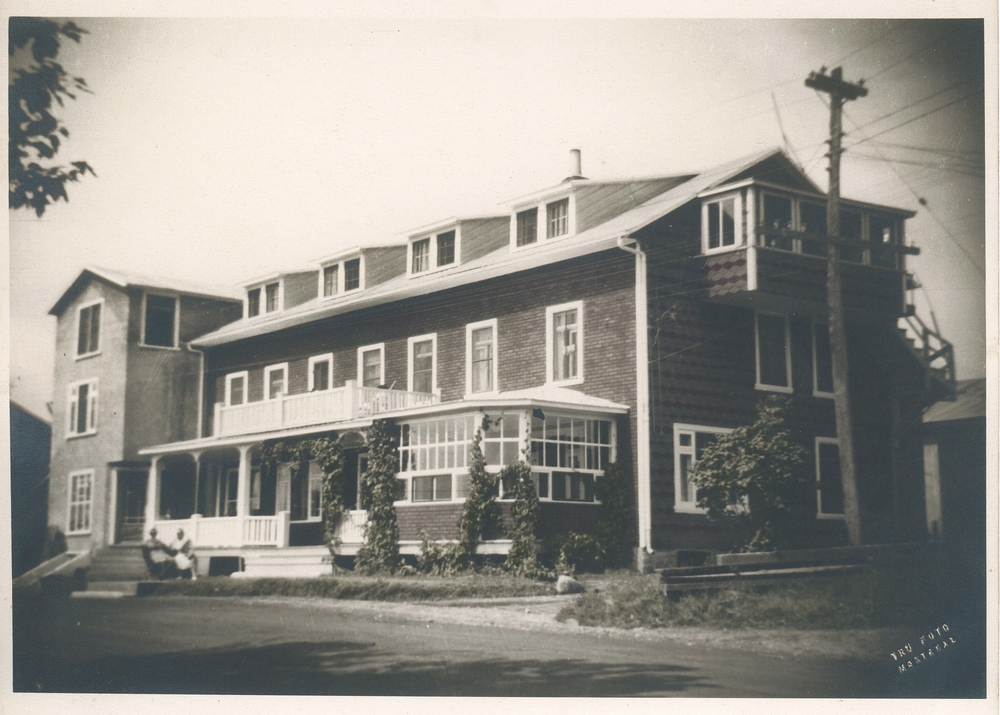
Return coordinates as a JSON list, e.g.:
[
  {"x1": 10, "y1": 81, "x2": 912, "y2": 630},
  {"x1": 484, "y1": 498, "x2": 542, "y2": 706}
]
[
  {"x1": 49, "y1": 266, "x2": 242, "y2": 316},
  {"x1": 924, "y1": 379, "x2": 986, "y2": 423}
]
